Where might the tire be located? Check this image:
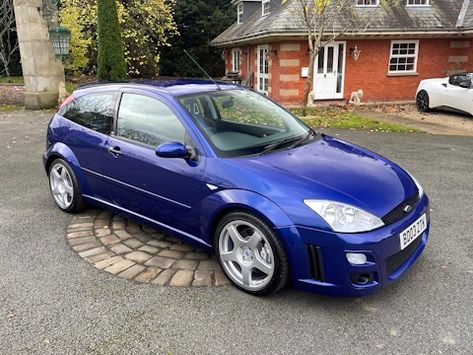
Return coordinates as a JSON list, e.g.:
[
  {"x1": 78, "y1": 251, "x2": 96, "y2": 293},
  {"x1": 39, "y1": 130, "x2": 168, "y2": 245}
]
[
  {"x1": 48, "y1": 158, "x2": 85, "y2": 213},
  {"x1": 214, "y1": 211, "x2": 289, "y2": 295},
  {"x1": 416, "y1": 90, "x2": 430, "y2": 112}
]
